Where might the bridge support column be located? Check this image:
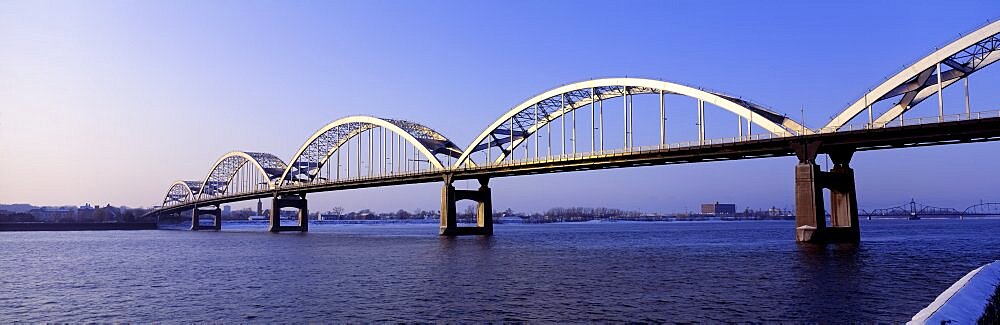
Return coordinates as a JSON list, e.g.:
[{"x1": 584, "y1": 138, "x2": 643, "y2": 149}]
[
  {"x1": 191, "y1": 205, "x2": 222, "y2": 231},
  {"x1": 269, "y1": 194, "x2": 308, "y2": 233},
  {"x1": 795, "y1": 162, "x2": 825, "y2": 242},
  {"x1": 440, "y1": 175, "x2": 493, "y2": 236},
  {"x1": 826, "y1": 150, "x2": 860, "y2": 241},
  {"x1": 793, "y1": 141, "x2": 860, "y2": 243}
]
